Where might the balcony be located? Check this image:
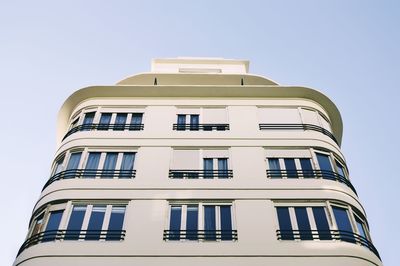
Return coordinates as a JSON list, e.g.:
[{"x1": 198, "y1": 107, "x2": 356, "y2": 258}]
[
  {"x1": 163, "y1": 230, "x2": 238, "y2": 241},
  {"x1": 169, "y1": 169, "x2": 233, "y2": 179},
  {"x1": 17, "y1": 230, "x2": 126, "y2": 256},
  {"x1": 173, "y1": 123, "x2": 229, "y2": 131},
  {"x1": 259, "y1": 123, "x2": 338, "y2": 144},
  {"x1": 42, "y1": 169, "x2": 136, "y2": 190},
  {"x1": 276, "y1": 229, "x2": 380, "y2": 259},
  {"x1": 266, "y1": 169, "x2": 357, "y2": 194},
  {"x1": 63, "y1": 123, "x2": 144, "y2": 140}
]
